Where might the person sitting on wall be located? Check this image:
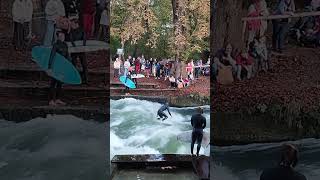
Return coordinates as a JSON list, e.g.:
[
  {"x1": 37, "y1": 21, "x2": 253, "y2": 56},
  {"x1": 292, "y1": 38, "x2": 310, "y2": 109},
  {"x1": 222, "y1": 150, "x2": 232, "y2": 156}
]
[
  {"x1": 169, "y1": 75, "x2": 177, "y2": 88},
  {"x1": 236, "y1": 50, "x2": 254, "y2": 81},
  {"x1": 212, "y1": 43, "x2": 237, "y2": 78}
]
